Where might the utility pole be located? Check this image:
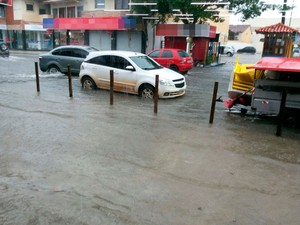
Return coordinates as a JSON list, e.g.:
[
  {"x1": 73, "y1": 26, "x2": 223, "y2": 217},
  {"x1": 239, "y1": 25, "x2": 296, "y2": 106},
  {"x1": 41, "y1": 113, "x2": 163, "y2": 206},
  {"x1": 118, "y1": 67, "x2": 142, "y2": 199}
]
[
  {"x1": 289, "y1": 0, "x2": 295, "y2": 26},
  {"x1": 281, "y1": 0, "x2": 287, "y2": 24}
]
